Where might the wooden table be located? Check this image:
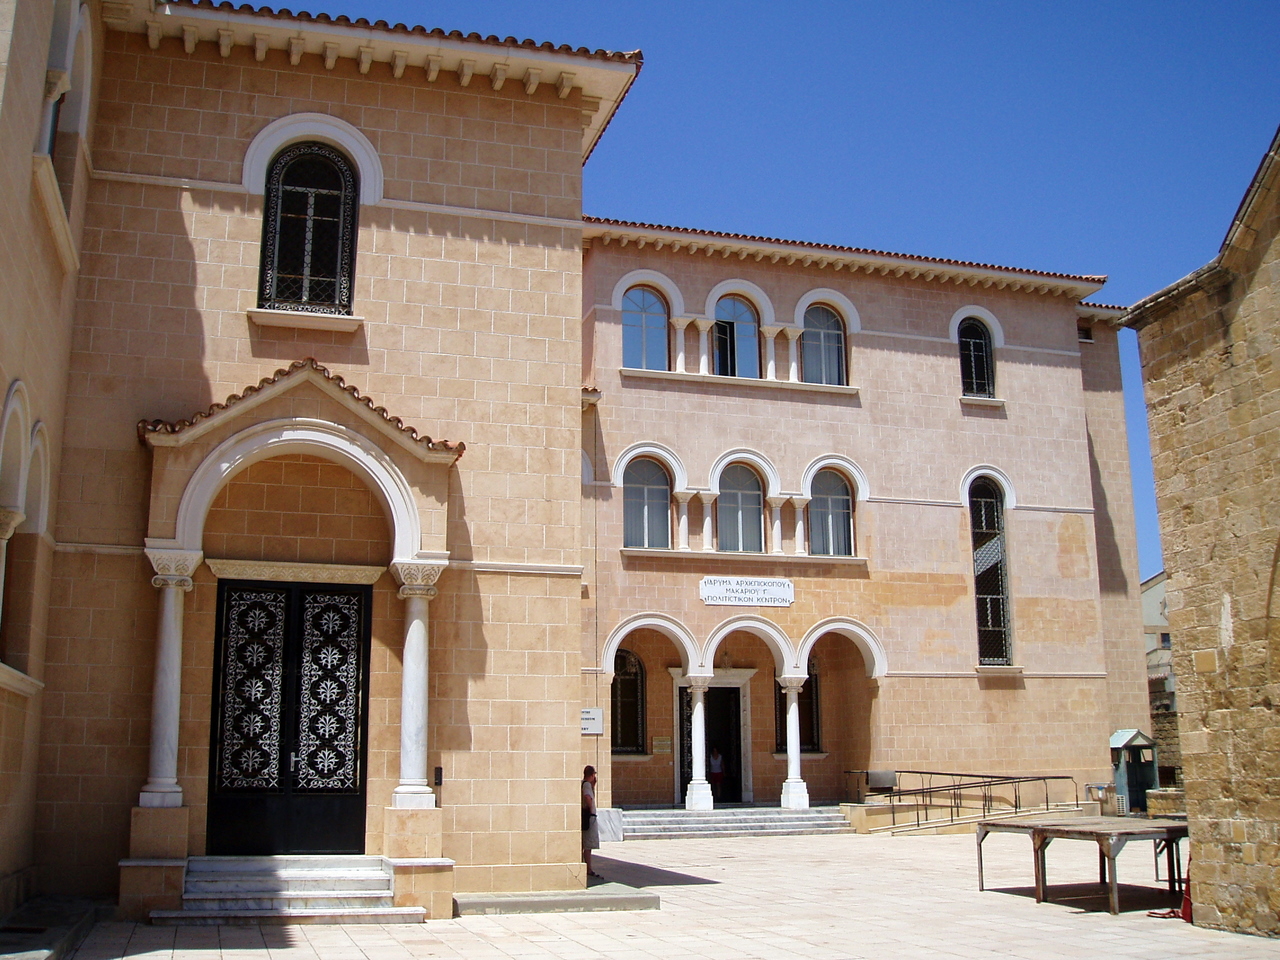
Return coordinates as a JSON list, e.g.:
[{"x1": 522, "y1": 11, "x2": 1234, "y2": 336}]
[{"x1": 976, "y1": 815, "x2": 1188, "y2": 915}]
